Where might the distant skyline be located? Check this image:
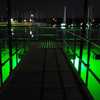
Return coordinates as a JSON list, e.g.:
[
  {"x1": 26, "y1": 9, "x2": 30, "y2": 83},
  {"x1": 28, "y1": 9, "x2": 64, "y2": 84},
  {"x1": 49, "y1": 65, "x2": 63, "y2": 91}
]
[{"x1": 0, "y1": 0, "x2": 100, "y2": 18}]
